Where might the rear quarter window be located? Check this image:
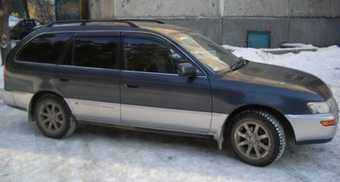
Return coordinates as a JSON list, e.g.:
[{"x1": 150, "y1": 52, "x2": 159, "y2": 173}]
[
  {"x1": 62, "y1": 36, "x2": 118, "y2": 69},
  {"x1": 17, "y1": 33, "x2": 73, "y2": 64}
]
